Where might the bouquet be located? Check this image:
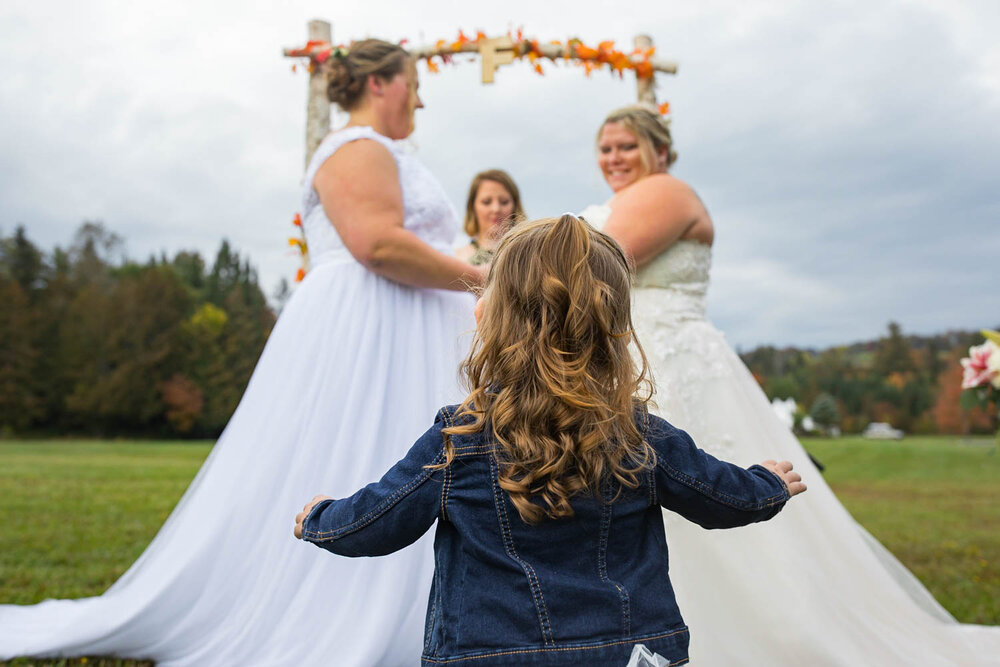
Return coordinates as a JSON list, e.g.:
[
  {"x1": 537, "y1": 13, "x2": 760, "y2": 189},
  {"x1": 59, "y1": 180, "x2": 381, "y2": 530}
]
[{"x1": 960, "y1": 329, "x2": 1000, "y2": 445}]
